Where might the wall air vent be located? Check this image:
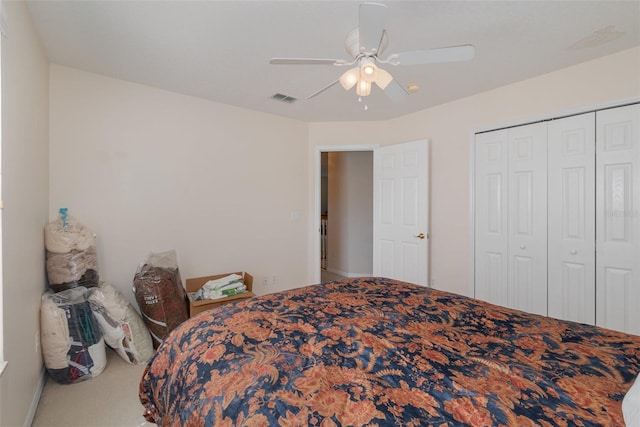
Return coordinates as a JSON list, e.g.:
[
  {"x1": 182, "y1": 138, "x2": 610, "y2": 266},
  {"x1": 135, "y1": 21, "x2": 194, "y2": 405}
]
[{"x1": 271, "y1": 93, "x2": 298, "y2": 104}]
